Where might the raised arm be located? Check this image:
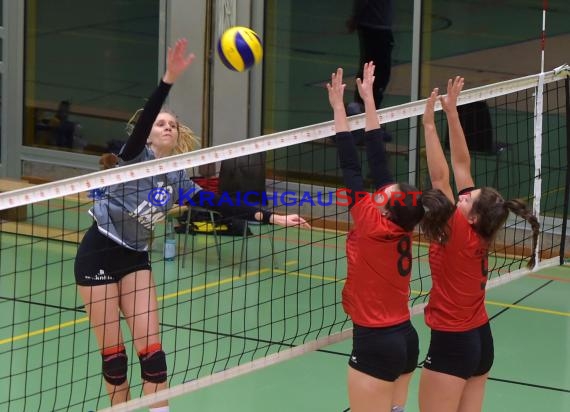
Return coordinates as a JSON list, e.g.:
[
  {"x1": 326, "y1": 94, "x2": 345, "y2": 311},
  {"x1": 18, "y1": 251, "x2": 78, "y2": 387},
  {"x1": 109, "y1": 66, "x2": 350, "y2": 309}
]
[
  {"x1": 328, "y1": 68, "x2": 350, "y2": 133},
  {"x1": 423, "y1": 88, "x2": 454, "y2": 202},
  {"x1": 357, "y1": 61, "x2": 393, "y2": 189},
  {"x1": 186, "y1": 190, "x2": 309, "y2": 229},
  {"x1": 120, "y1": 38, "x2": 195, "y2": 161},
  {"x1": 327, "y1": 68, "x2": 364, "y2": 208},
  {"x1": 441, "y1": 76, "x2": 474, "y2": 192},
  {"x1": 358, "y1": 62, "x2": 380, "y2": 133}
]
